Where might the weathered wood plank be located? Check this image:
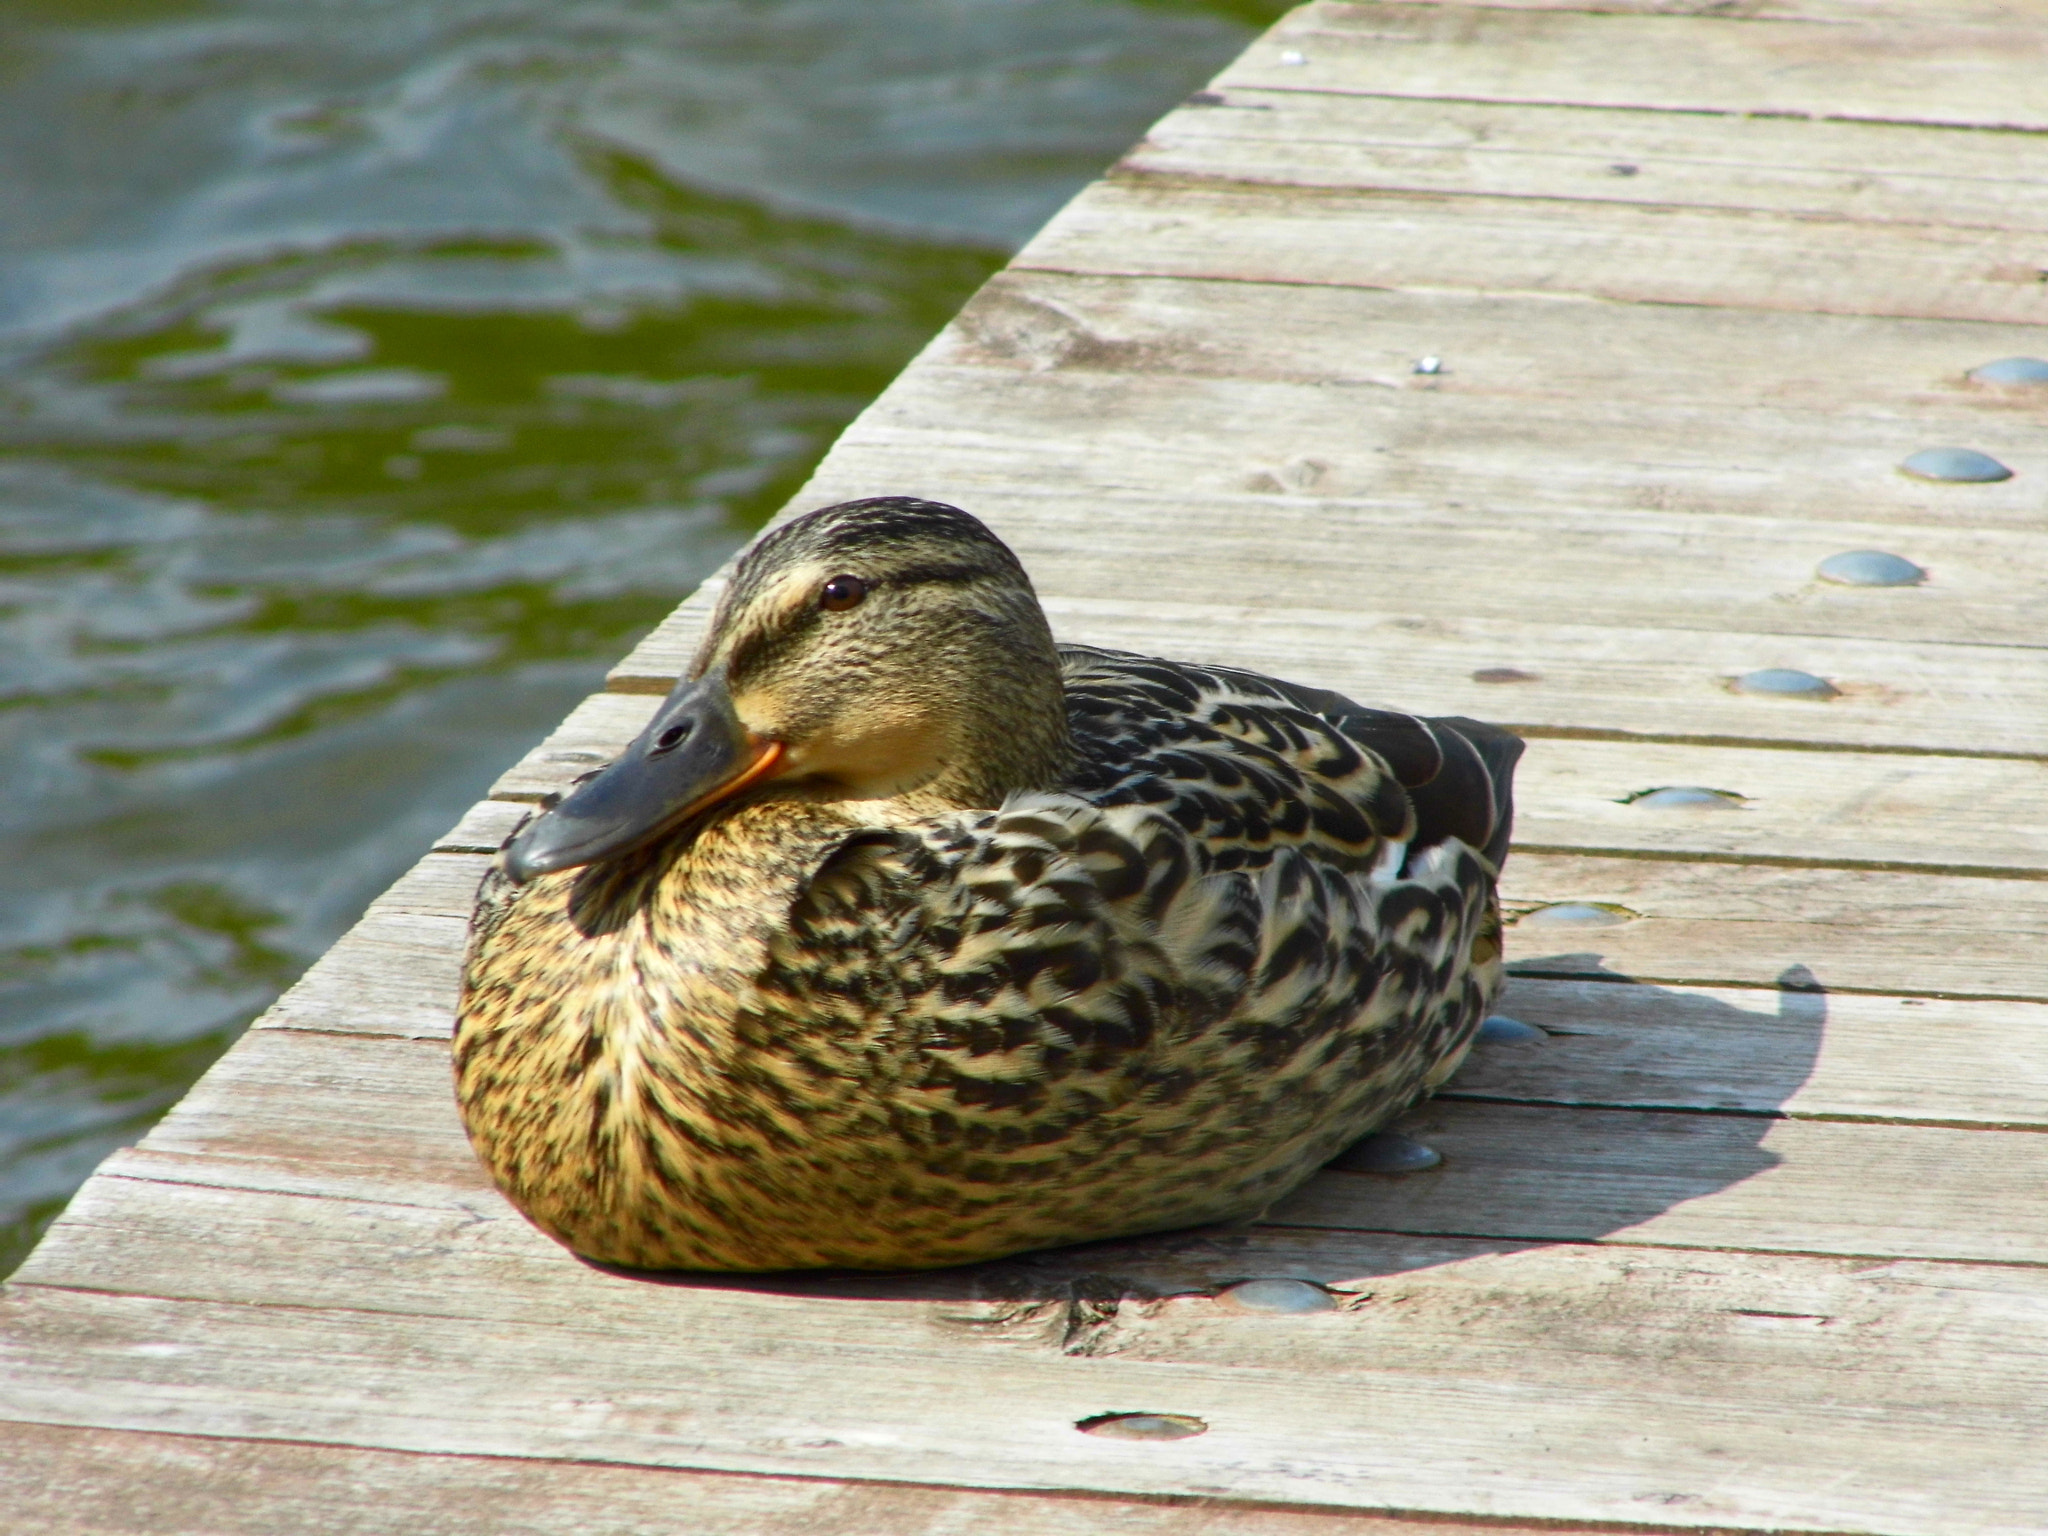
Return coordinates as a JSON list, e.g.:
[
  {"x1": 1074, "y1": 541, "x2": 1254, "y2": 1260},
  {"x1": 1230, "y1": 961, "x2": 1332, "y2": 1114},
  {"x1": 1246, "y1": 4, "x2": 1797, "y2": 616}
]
[
  {"x1": 1132, "y1": 88, "x2": 2048, "y2": 232},
  {"x1": 0, "y1": 1418, "x2": 1585, "y2": 1536},
  {"x1": 1280, "y1": 1100, "x2": 2048, "y2": 1264},
  {"x1": 489, "y1": 691, "x2": 2048, "y2": 873},
  {"x1": 891, "y1": 275, "x2": 2048, "y2": 569},
  {"x1": 1510, "y1": 741, "x2": 2048, "y2": 877},
  {"x1": 248, "y1": 853, "x2": 487, "y2": 1041},
  {"x1": 864, "y1": 317, "x2": 2048, "y2": 548},
  {"x1": 490, "y1": 692, "x2": 659, "y2": 799},
  {"x1": 383, "y1": 835, "x2": 1951, "y2": 1005},
  {"x1": 1368, "y1": 0, "x2": 2048, "y2": 22},
  {"x1": 7, "y1": 1220, "x2": 2048, "y2": 1532},
  {"x1": 1466, "y1": 978, "x2": 2048, "y2": 1129},
  {"x1": 949, "y1": 269, "x2": 2048, "y2": 418},
  {"x1": 435, "y1": 797, "x2": 527, "y2": 854},
  {"x1": 1502, "y1": 851, "x2": 2048, "y2": 1001},
  {"x1": 257, "y1": 907, "x2": 467, "y2": 1041},
  {"x1": 1018, "y1": 178, "x2": 2048, "y2": 328},
  {"x1": 1228, "y1": 2, "x2": 2048, "y2": 131}
]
